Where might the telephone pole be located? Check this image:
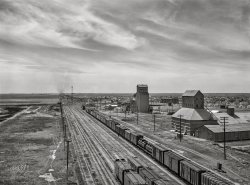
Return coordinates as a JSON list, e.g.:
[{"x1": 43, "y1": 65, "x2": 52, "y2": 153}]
[
  {"x1": 153, "y1": 114, "x2": 156, "y2": 131},
  {"x1": 179, "y1": 115, "x2": 183, "y2": 142},
  {"x1": 220, "y1": 117, "x2": 228, "y2": 160},
  {"x1": 71, "y1": 86, "x2": 73, "y2": 104},
  {"x1": 137, "y1": 106, "x2": 139, "y2": 125},
  {"x1": 66, "y1": 139, "x2": 71, "y2": 181}
]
